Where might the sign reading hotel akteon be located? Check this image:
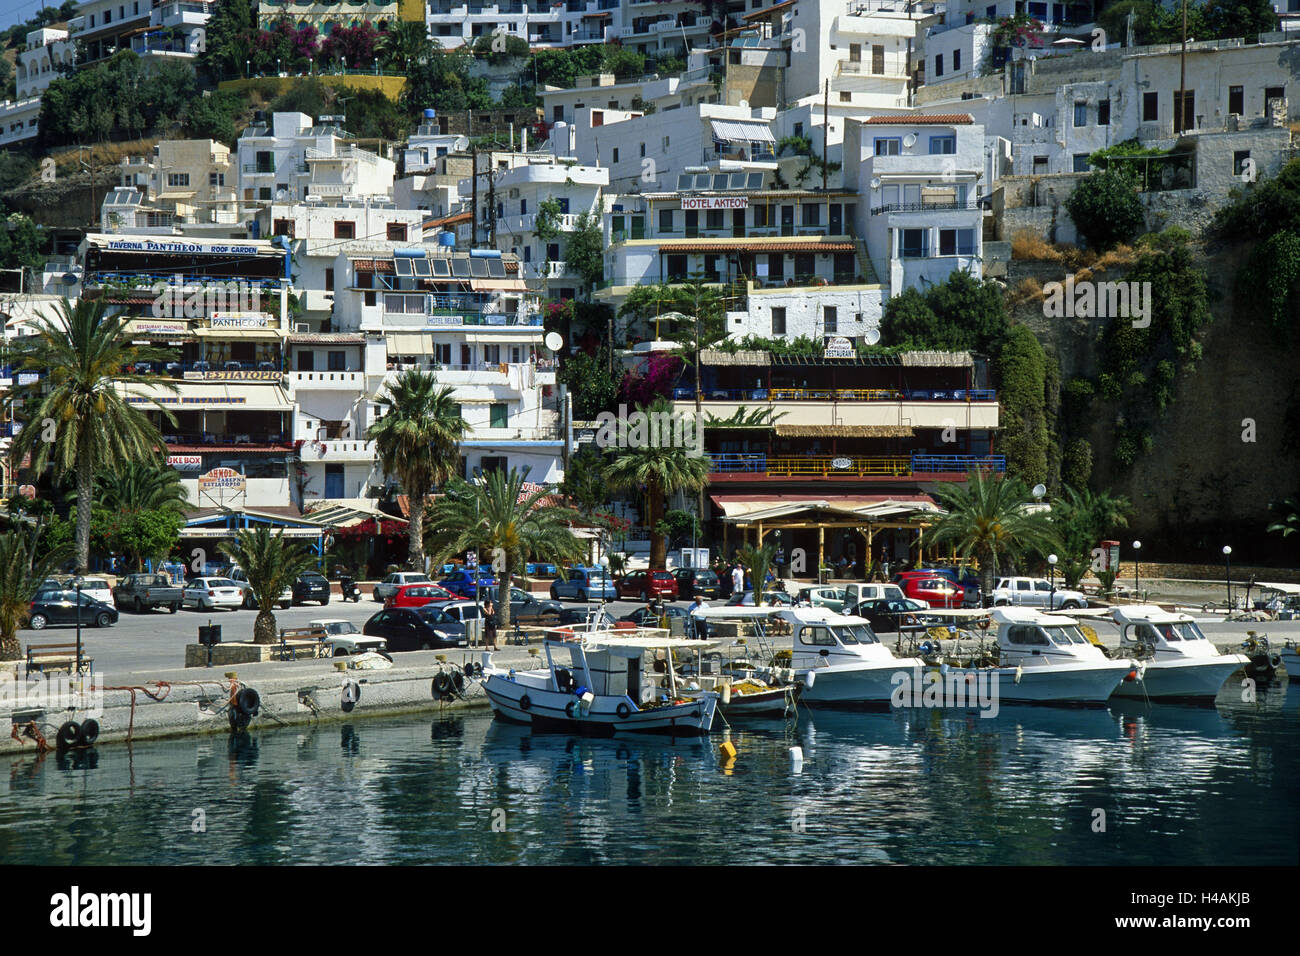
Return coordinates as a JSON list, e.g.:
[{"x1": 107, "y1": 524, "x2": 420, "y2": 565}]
[
  {"x1": 680, "y1": 196, "x2": 749, "y2": 210},
  {"x1": 197, "y1": 467, "x2": 246, "y2": 492},
  {"x1": 824, "y1": 336, "x2": 855, "y2": 358}
]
